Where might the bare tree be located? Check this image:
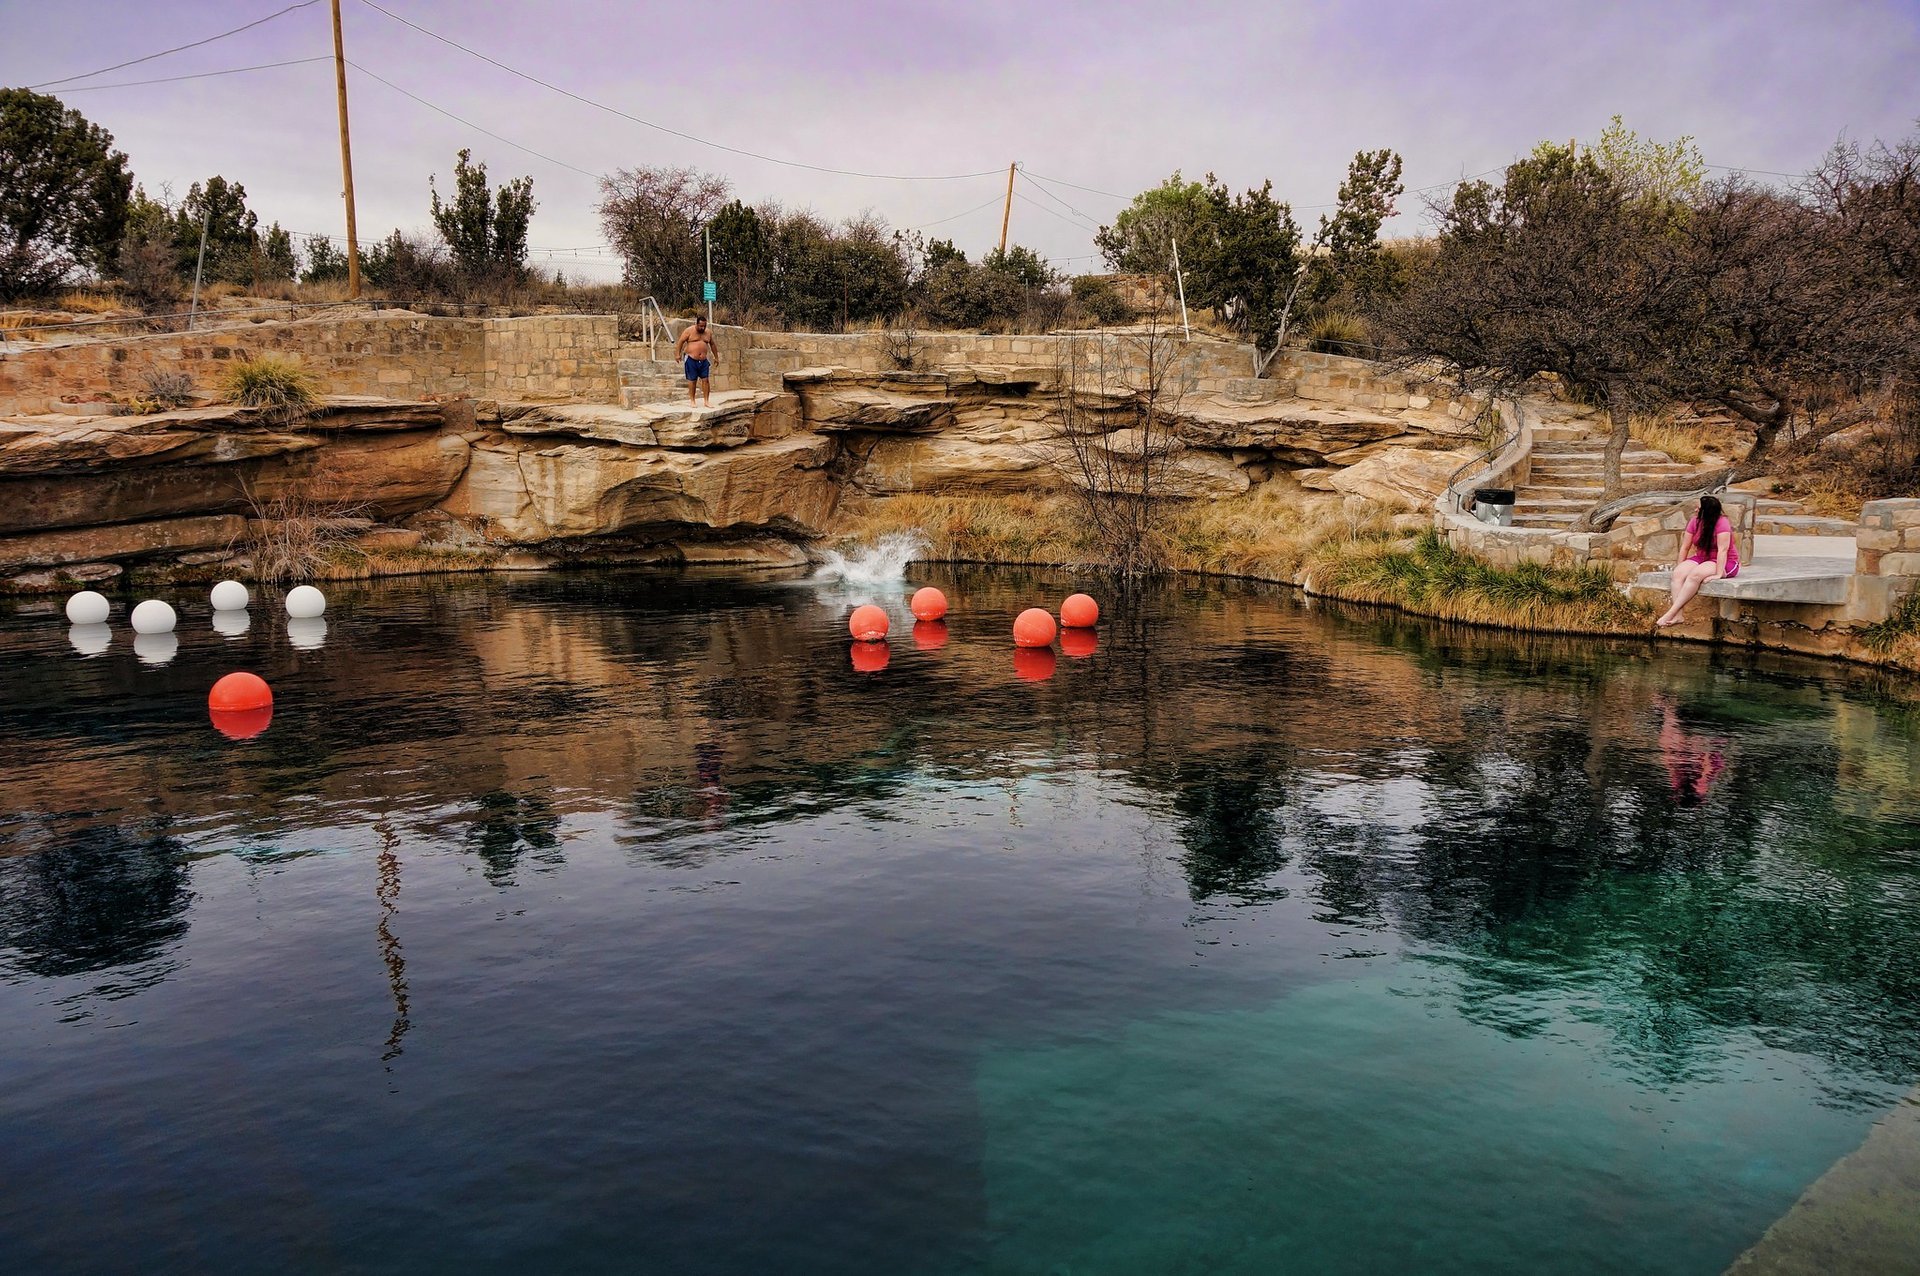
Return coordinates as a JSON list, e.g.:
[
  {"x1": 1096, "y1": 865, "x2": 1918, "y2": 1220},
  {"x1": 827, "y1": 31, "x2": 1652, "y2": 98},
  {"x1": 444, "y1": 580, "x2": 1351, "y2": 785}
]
[
  {"x1": 1050, "y1": 313, "x2": 1194, "y2": 578},
  {"x1": 596, "y1": 166, "x2": 731, "y2": 307}
]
